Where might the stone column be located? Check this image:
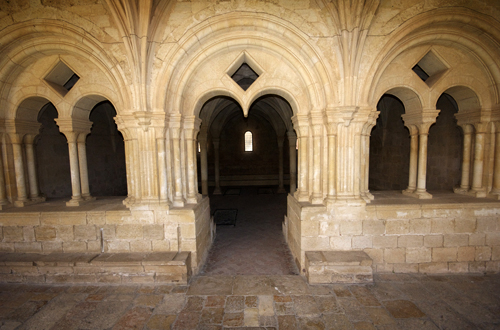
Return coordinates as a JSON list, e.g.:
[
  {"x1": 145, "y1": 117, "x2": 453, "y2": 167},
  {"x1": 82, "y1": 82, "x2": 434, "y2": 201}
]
[
  {"x1": 415, "y1": 123, "x2": 433, "y2": 199},
  {"x1": 10, "y1": 134, "x2": 29, "y2": 207},
  {"x1": 287, "y1": 131, "x2": 297, "y2": 194},
  {"x1": 157, "y1": 129, "x2": 168, "y2": 203},
  {"x1": 184, "y1": 117, "x2": 201, "y2": 204},
  {"x1": 213, "y1": 139, "x2": 222, "y2": 195},
  {"x1": 470, "y1": 123, "x2": 487, "y2": 197},
  {"x1": 455, "y1": 124, "x2": 473, "y2": 193},
  {"x1": 0, "y1": 137, "x2": 8, "y2": 205},
  {"x1": 325, "y1": 123, "x2": 337, "y2": 203},
  {"x1": 77, "y1": 133, "x2": 94, "y2": 201},
  {"x1": 403, "y1": 125, "x2": 419, "y2": 195},
  {"x1": 199, "y1": 135, "x2": 209, "y2": 196},
  {"x1": 64, "y1": 131, "x2": 83, "y2": 206},
  {"x1": 310, "y1": 117, "x2": 324, "y2": 204},
  {"x1": 292, "y1": 115, "x2": 309, "y2": 202},
  {"x1": 170, "y1": 125, "x2": 185, "y2": 207},
  {"x1": 490, "y1": 122, "x2": 500, "y2": 198},
  {"x1": 24, "y1": 134, "x2": 43, "y2": 201},
  {"x1": 277, "y1": 135, "x2": 285, "y2": 193},
  {"x1": 360, "y1": 112, "x2": 377, "y2": 202}
]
